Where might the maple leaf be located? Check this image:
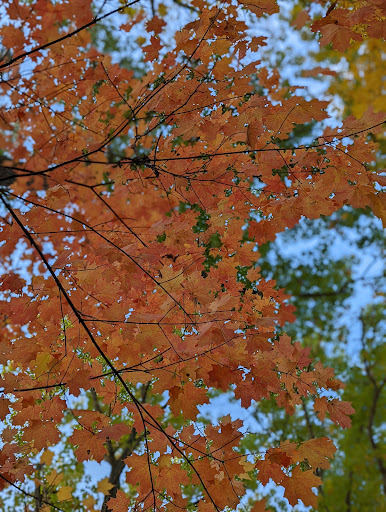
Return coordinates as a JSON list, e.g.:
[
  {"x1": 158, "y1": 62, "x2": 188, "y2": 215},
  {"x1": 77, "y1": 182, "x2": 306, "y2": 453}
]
[
  {"x1": 282, "y1": 466, "x2": 321, "y2": 508},
  {"x1": 169, "y1": 381, "x2": 208, "y2": 419},
  {"x1": 281, "y1": 437, "x2": 337, "y2": 470},
  {"x1": 238, "y1": 0, "x2": 279, "y2": 17},
  {"x1": 314, "y1": 397, "x2": 355, "y2": 428},
  {"x1": 251, "y1": 499, "x2": 267, "y2": 512},
  {"x1": 97, "y1": 477, "x2": 115, "y2": 495},
  {"x1": 0, "y1": 273, "x2": 25, "y2": 294},
  {"x1": 256, "y1": 457, "x2": 286, "y2": 485},
  {"x1": 108, "y1": 489, "x2": 132, "y2": 512},
  {"x1": 126, "y1": 454, "x2": 154, "y2": 498},
  {"x1": 297, "y1": 437, "x2": 337, "y2": 469},
  {"x1": 318, "y1": 24, "x2": 362, "y2": 52},
  {"x1": 70, "y1": 429, "x2": 107, "y2": 462},
  {"x1": 0, "y1": 399, "x2": 10, "y2": 420}
]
